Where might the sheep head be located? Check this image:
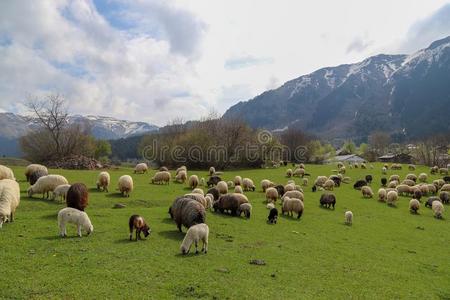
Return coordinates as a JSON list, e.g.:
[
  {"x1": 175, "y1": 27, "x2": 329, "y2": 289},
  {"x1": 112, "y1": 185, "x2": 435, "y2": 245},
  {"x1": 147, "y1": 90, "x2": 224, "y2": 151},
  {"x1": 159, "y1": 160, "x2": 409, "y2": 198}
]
[{"x1": 27, "y1": 187, "x2": 34, "y2": 198}]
